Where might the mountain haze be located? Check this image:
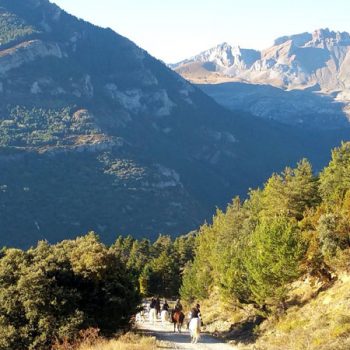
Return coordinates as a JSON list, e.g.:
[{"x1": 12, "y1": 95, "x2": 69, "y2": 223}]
[{"x1": 0, "y1": 1, "x2": 348, "y2": 247}]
